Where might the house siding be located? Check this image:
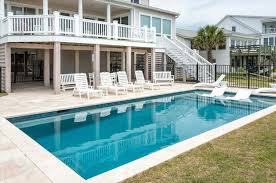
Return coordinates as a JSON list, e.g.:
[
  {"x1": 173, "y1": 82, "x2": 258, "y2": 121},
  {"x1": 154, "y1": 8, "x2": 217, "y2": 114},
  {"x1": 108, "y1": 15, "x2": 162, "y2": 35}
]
[{"x1": 0, "y1": 44, "x2": 5, "y2": 92}]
